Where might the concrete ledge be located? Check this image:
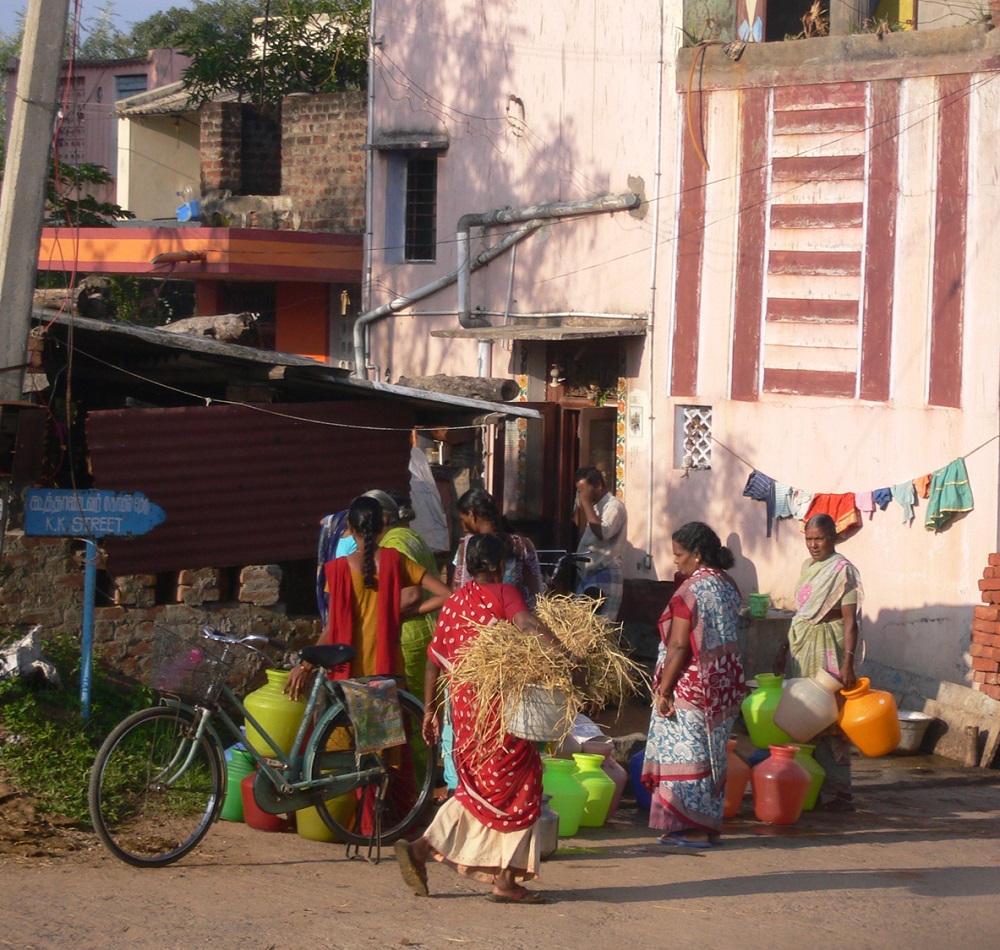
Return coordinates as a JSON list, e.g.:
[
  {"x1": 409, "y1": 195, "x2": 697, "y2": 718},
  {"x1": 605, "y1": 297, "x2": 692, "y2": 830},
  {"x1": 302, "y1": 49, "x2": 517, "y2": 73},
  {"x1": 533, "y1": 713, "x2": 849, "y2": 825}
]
[{"x1": 864, "y1": 660, "x2": 1000, "y2": 768}]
